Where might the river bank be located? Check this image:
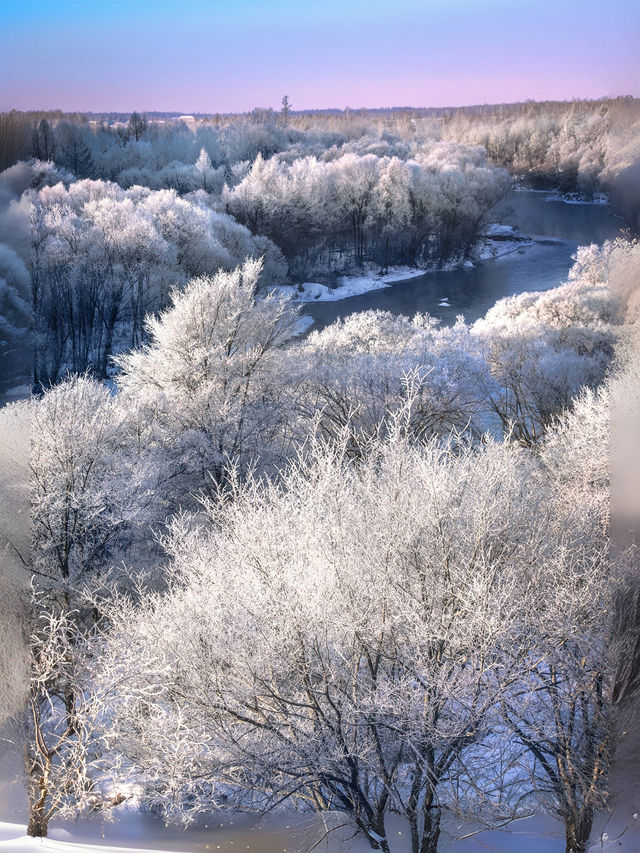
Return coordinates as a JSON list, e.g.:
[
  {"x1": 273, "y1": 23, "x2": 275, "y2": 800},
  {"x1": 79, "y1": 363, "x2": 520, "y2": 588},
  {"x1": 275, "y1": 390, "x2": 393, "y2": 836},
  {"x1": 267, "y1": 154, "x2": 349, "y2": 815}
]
[
  {"x1": 298, "y1": 189, "x2": 624, "y2": 334},
  {"x1": 280, "y1": 224, "x2": 535, "y2": 306}
]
